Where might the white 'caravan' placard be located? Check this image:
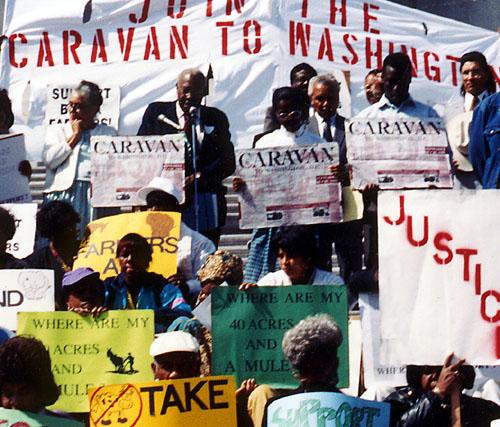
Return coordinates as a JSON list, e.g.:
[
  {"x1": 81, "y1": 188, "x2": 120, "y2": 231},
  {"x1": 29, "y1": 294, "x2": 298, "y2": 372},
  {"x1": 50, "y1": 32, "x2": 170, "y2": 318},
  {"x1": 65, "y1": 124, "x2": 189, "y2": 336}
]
[{"x1": 378, "y1": 190, "x2": 500, "y2": 366}]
